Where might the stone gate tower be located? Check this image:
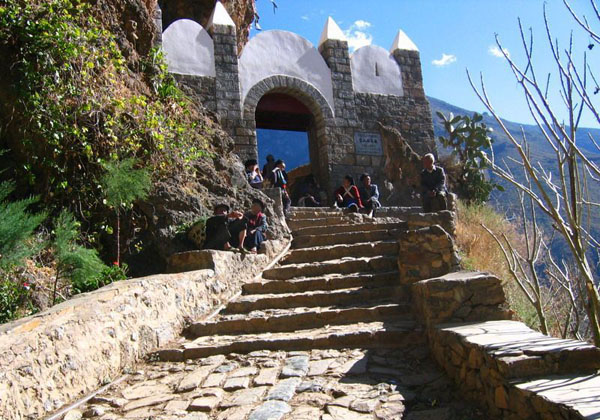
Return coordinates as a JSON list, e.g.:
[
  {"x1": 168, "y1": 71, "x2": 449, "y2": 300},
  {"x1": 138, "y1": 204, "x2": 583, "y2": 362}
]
[{"x1": 158, "y1": 2, "x2": 435, "y2": 200}]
